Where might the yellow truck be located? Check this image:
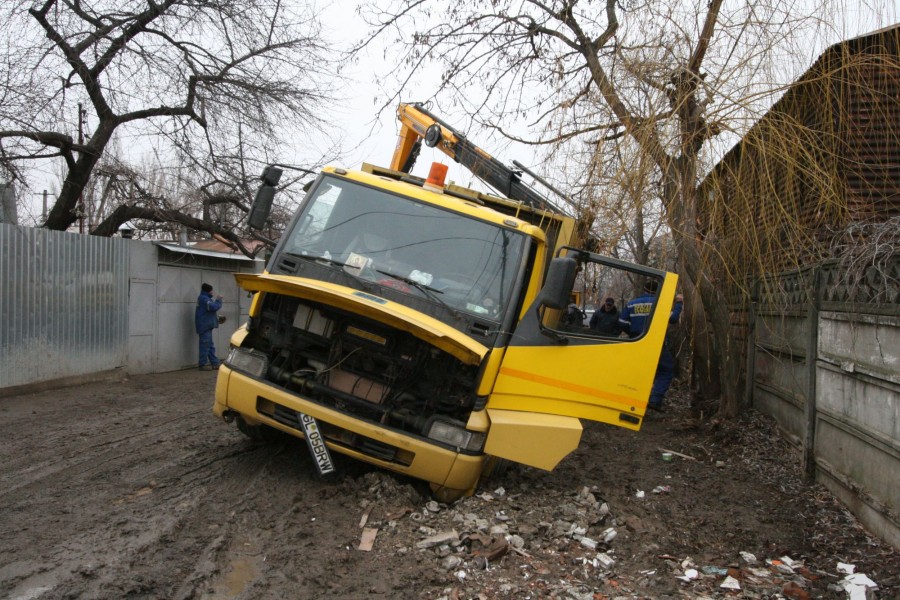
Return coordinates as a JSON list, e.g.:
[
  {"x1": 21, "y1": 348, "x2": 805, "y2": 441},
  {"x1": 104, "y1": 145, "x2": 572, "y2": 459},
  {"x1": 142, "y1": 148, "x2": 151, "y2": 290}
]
[{"x1": 213, "y1": 103, "x2": 678, "y2": 500}]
